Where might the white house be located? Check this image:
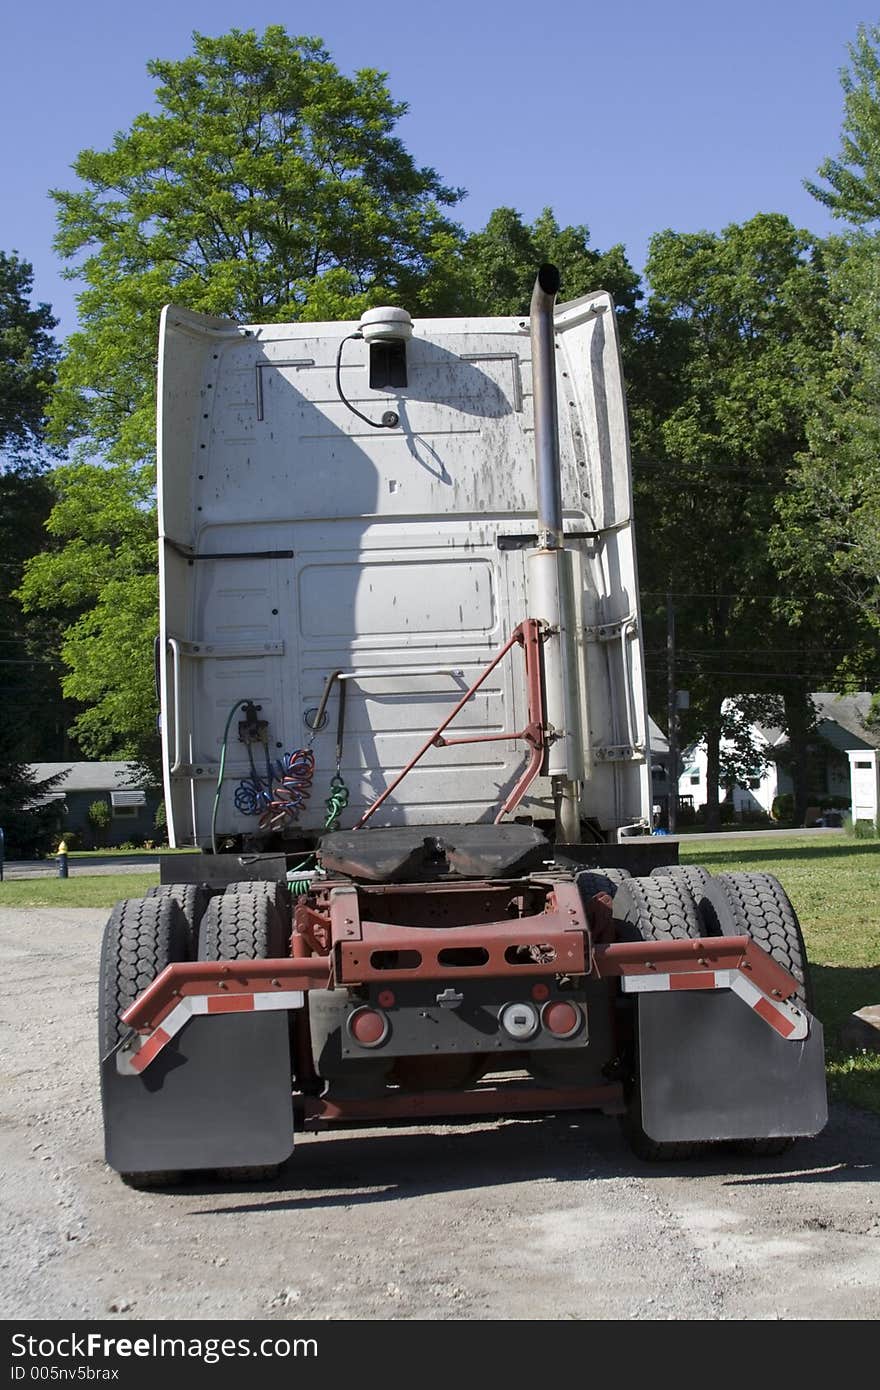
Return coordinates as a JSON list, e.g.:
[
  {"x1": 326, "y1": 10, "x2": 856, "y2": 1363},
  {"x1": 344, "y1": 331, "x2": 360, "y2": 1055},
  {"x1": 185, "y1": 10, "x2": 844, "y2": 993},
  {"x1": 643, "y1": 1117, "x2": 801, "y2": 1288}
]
[{"x1": 677, "y1": 693, "x2": 880, "y2": 820}]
